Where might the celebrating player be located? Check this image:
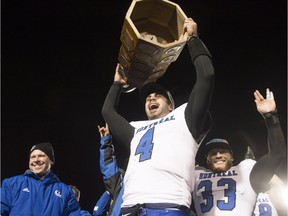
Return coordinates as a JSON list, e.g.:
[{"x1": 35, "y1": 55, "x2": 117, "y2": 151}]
[
  {"x1": 251, "y1": 89, "x2": 287, "y2": 216},
  {"x1": 102, "y1": 17, "x2": 215, "y2": 216},
  {"x1": 93, "y1": 124, "x2": 125, "y2": 216},
  {"x1": 192, "y1": 88, "x2": 286, "y2": 215}
]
